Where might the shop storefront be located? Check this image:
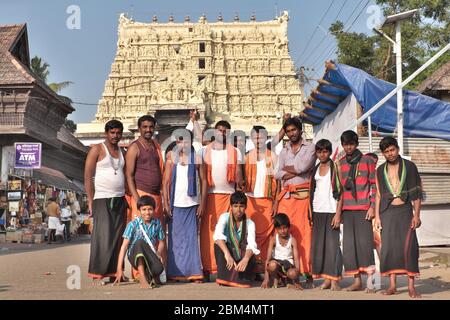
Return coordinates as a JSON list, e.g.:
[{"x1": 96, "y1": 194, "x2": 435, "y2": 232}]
[
  {"x1": 0, "y1": 23, "x2": 89, "y2": 244},
  {"x1": 0, "y1": 168, "x2": 89, "y2": 244}
]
